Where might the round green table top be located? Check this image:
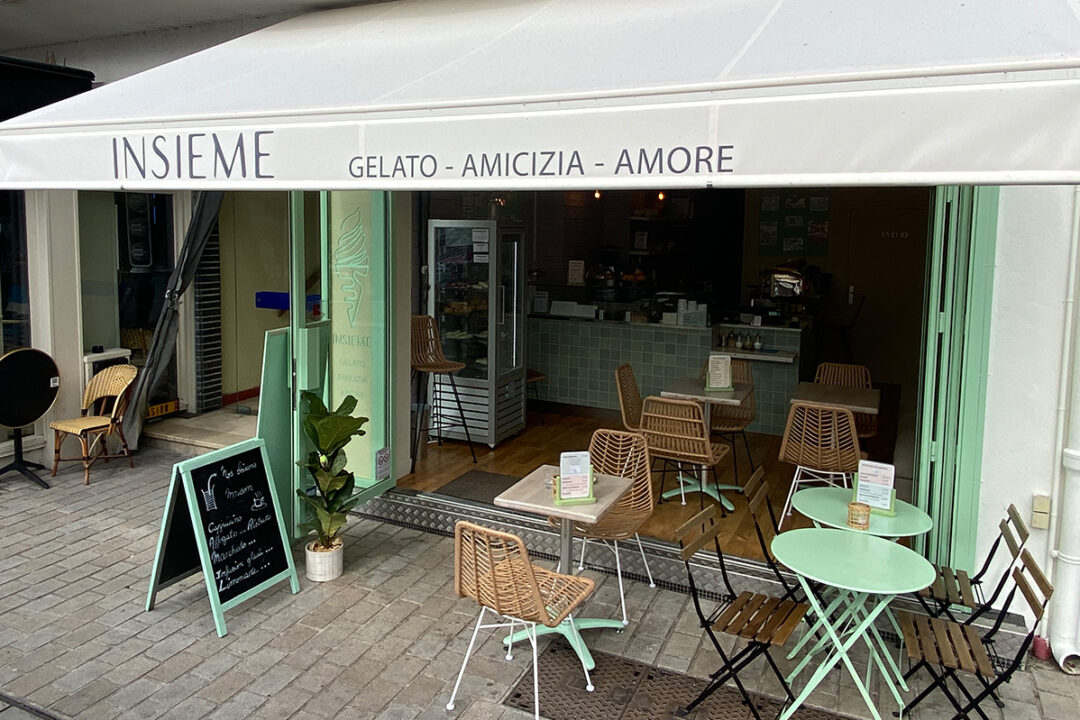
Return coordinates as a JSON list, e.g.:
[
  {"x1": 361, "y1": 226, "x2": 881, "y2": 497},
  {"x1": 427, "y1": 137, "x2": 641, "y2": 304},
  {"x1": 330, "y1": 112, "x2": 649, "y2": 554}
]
[
  {"x1": 771, "y1": 528, "x2": 936, "y2": 595},
  {"x1": 791, "y1": 487, "x2": 933, "y2": 538}
]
